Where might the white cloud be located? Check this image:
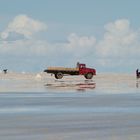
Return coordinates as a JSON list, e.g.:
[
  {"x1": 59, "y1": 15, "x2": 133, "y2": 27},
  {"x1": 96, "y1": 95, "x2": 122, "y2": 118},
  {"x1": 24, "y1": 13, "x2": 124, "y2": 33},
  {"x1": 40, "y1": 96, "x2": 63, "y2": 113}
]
[
  {"x1": 96, "y1": 19, "x2": 138, "y2": 58},
  {"x1": 1, "y1": 15, "x2": 47, "y2": 40},
  {"x1": 104, "y1": 19, "x2": 130, "y2": 35},
  {"x1": 65, "y1": 33, "x2": 96, "y2": 57},
  {"x1": 94, "y1": 19, "x2": 140, "y2": 72},
  {"x1": 68, "y1": 33, "x2": 96, "y2": 47}
]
